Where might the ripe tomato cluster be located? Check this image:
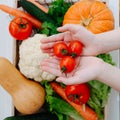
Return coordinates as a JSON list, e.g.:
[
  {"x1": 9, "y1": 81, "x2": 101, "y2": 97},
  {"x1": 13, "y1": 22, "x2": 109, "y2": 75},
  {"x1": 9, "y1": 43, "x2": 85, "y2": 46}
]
[
  {"x1": 54, "y1": 41, "x2": 90, "y2": 105},
  {"x1": 53, "y1": 40, "x2": 83, "y2": 73}
]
